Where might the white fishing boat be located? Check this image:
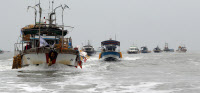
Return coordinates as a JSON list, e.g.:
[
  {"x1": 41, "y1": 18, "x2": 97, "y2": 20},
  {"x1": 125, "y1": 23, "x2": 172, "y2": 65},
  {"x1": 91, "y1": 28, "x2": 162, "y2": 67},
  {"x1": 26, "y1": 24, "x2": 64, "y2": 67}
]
[
  {"x1": 127, "y1": 46, "x2": 139, "y2": 54},
  {"x1": 0, "y1": 49, "x2": 3, "y2": 54},
  {"x1": 12, "y1": 1, "x2": 82, "y2": 69},
  {"x1": 82, "y1": 41, "x2": 95, "y2": 56},
  {"x1": 176, "y1": 45, "x2": 187, "y2": 53}
]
